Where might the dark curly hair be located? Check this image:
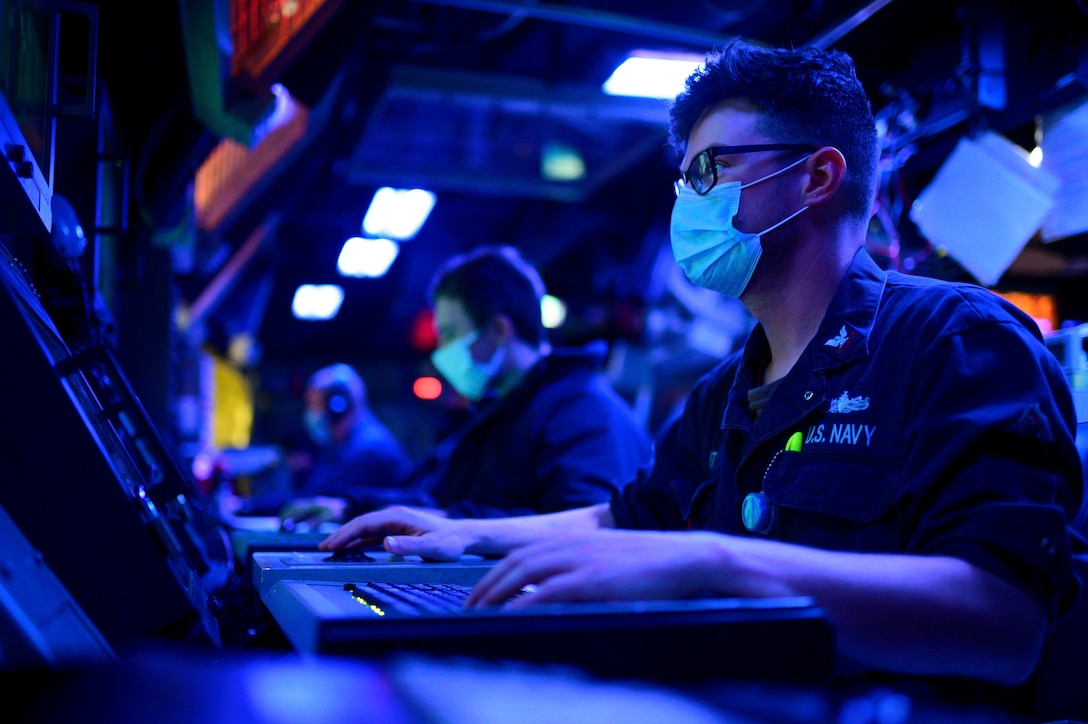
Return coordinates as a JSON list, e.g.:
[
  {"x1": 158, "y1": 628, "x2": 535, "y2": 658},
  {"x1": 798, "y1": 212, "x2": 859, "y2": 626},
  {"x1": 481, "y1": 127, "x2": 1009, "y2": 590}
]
[{"x1": 669, "y1": 38, "x2": 878, "y2": 221}]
